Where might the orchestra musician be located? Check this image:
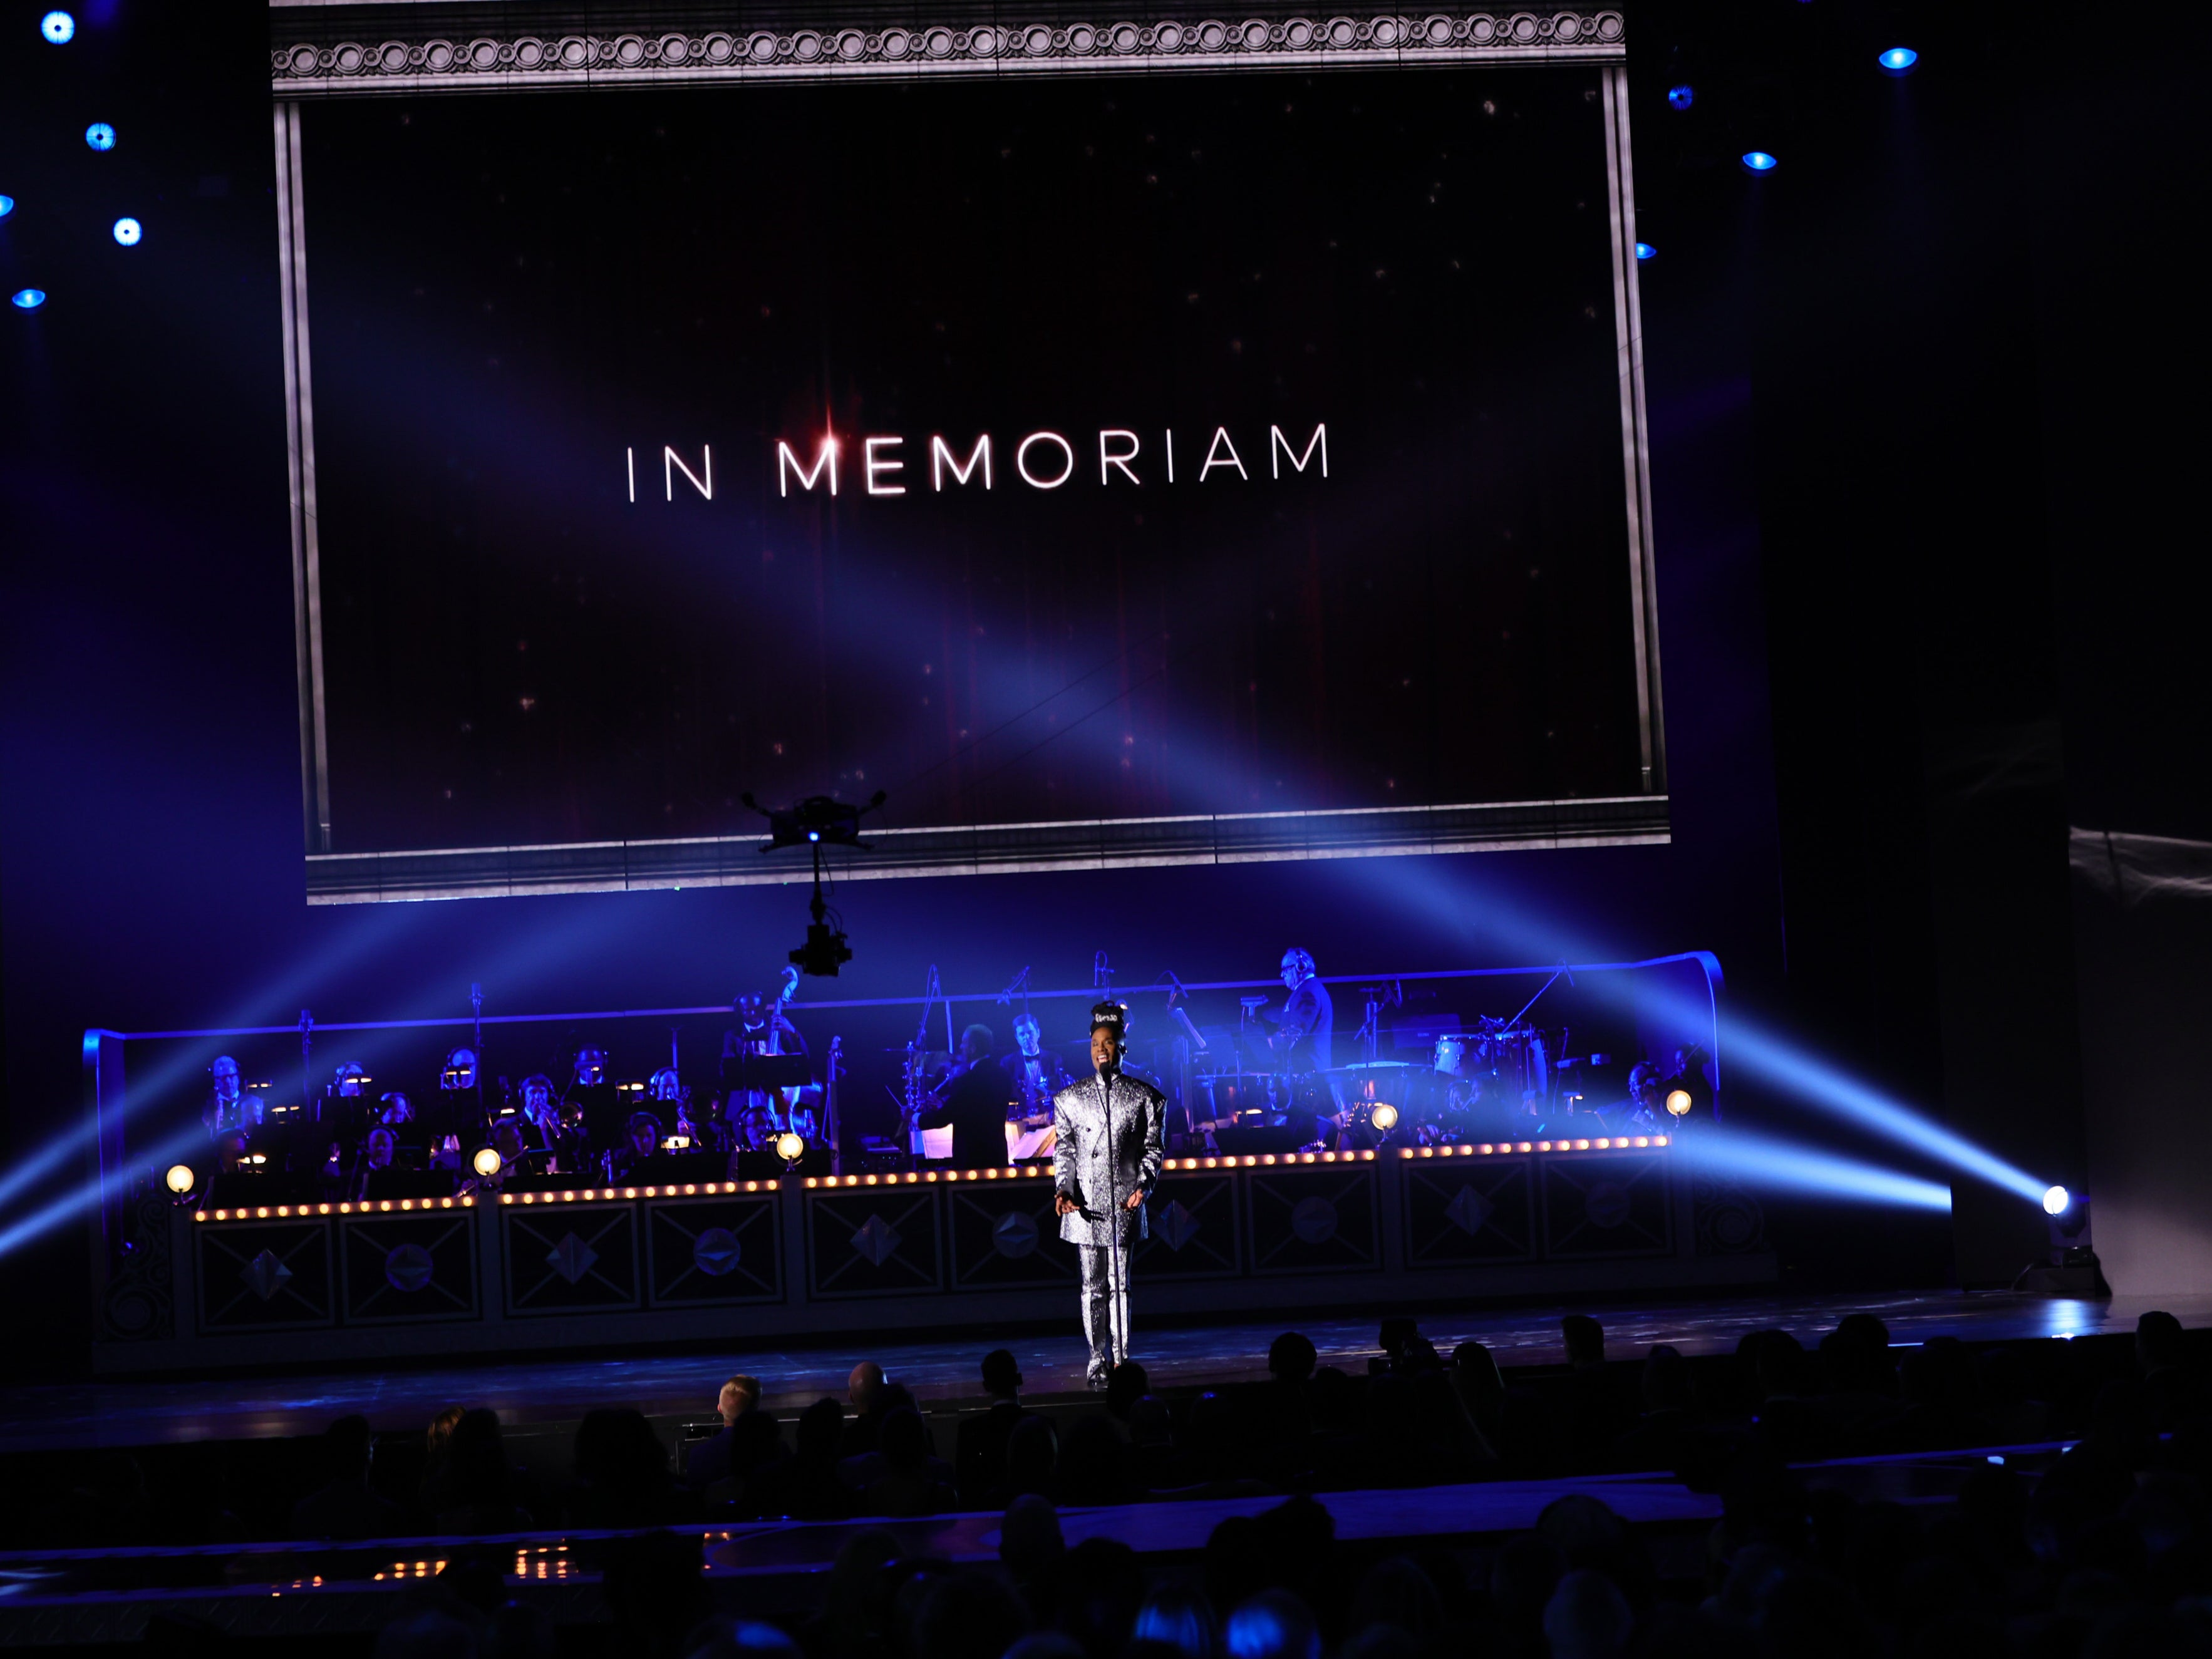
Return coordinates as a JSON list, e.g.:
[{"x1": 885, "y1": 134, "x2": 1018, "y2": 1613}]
[
  {"x1": 515, "y1": 1073, "x2": 577, "y2": 1172},
  {"x1": 562, "y1": 1046, "x2": 619, "y2": 1154},
  {"x1": 1009, "y1": 1013, "x2": 1073, "y2": 1126},
  {"x1": 204, "y1": 1055, "x2": 252, "y2": 1137},
  {"x1": 1269, "y1": 949, "x2": 1335, "y2": 1071},
  {"x1": 918, "y1": 1025, "x2": 1014, "y2": 1170},
  {"x1": 723, "y1": 968, "x2": 810, "y2": 1137},
  {"x1": 349, "y1": 1126, "x2": 398, "y2": 1200},
  {"x1": 604, "y1": 1112, "x2": 663, "y2": 1184}
]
